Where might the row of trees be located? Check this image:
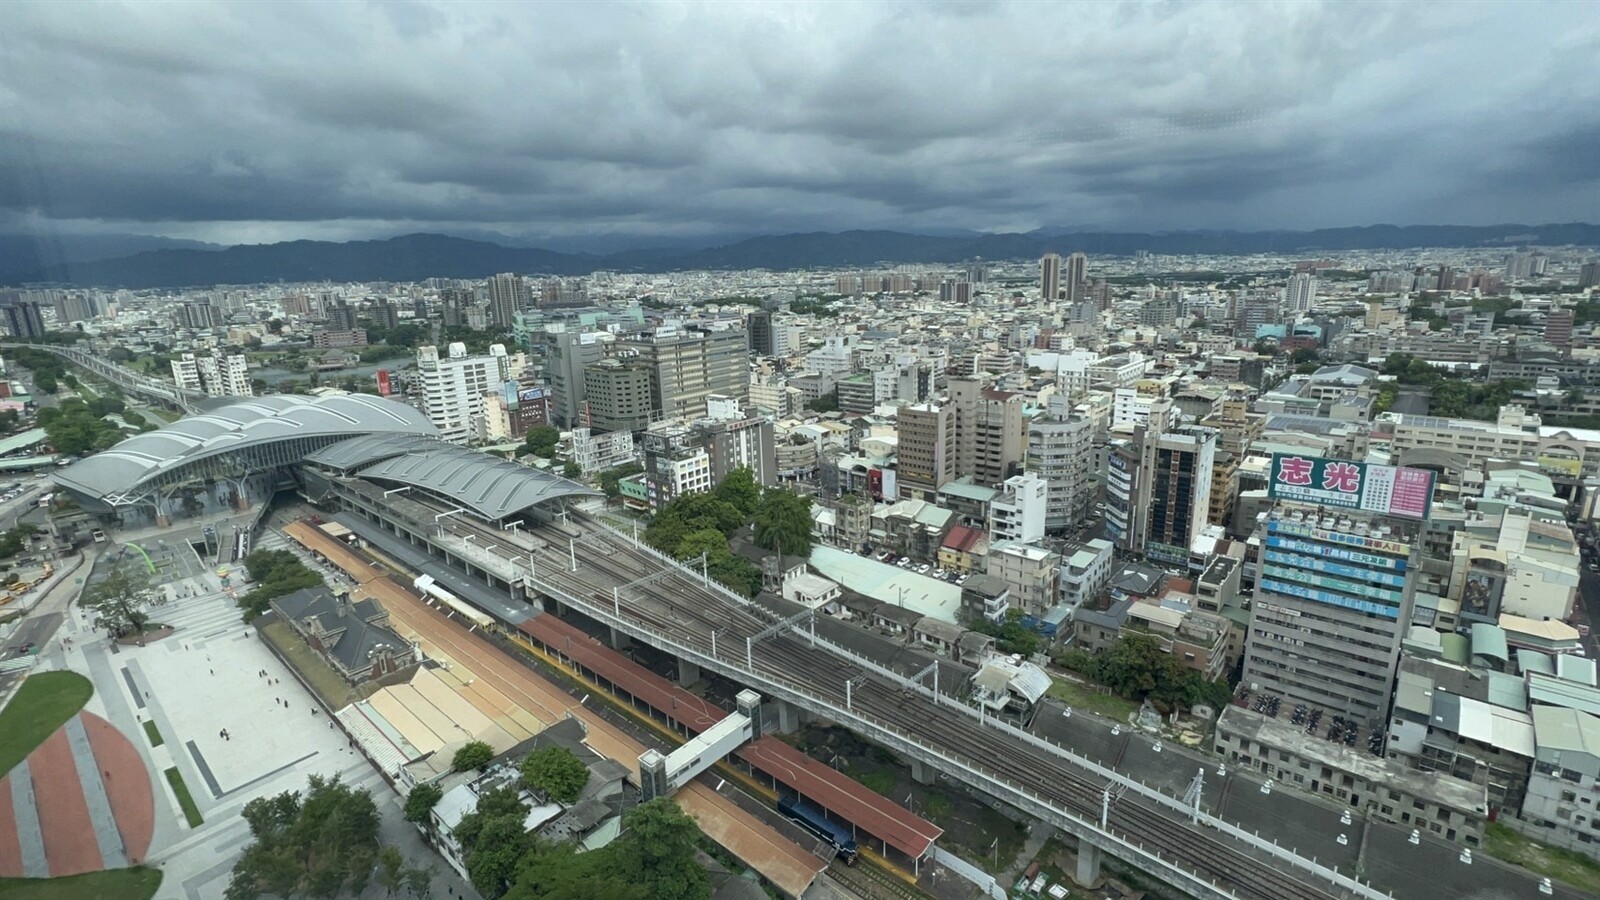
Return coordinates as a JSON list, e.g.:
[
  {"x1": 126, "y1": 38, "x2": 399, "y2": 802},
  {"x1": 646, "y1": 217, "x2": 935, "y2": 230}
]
[
  {"x1": 238, "y1": 549, "x2": 327, "y2": 620},
  {"x1": 226, "y1": 775, "x2": 434, "y2": 900},
  {"x1": 1057, "y1": 633, "x2": 1233, "y2": 715}
]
